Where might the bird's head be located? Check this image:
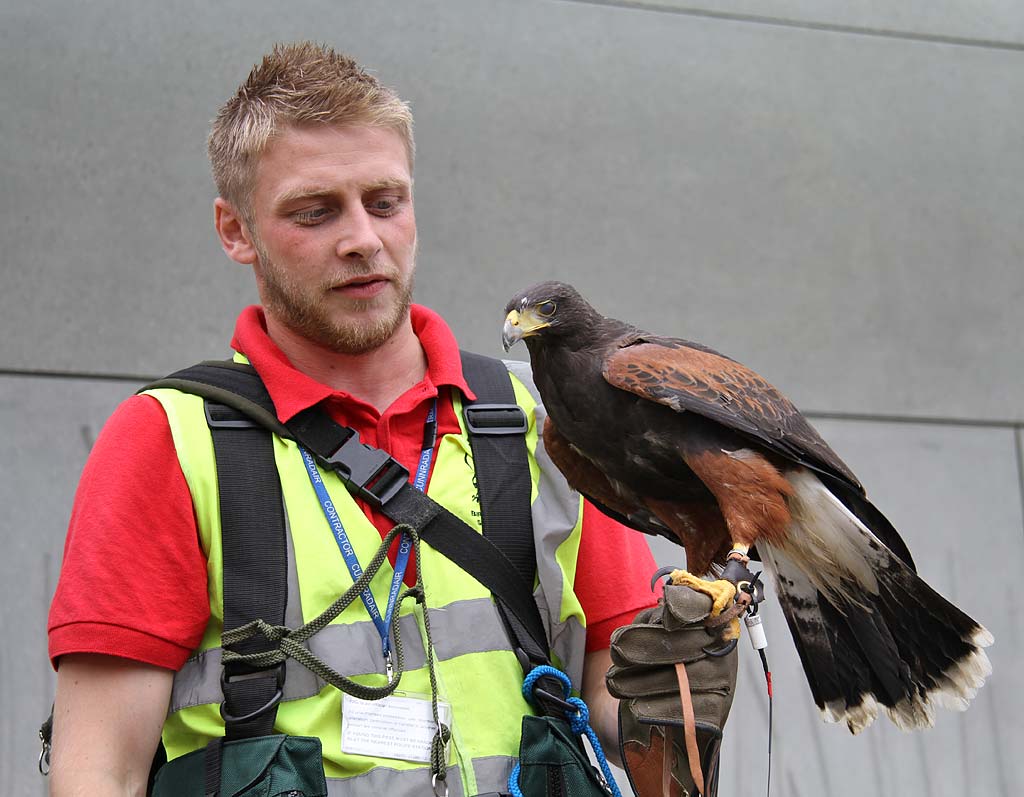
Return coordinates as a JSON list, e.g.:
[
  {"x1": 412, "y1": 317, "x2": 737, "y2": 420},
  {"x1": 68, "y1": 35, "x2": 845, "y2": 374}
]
[{"x1": 502, "y1": 281, "x2": 596, "y2": 352}]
